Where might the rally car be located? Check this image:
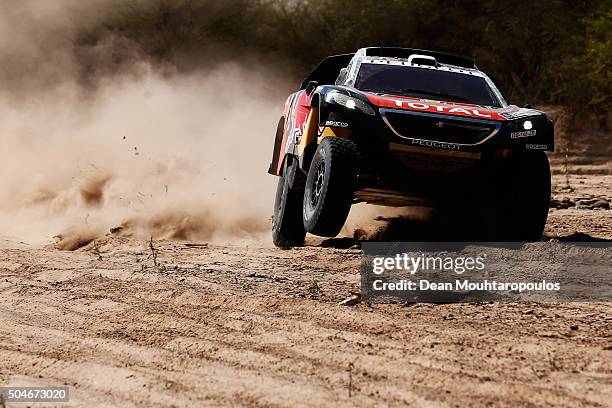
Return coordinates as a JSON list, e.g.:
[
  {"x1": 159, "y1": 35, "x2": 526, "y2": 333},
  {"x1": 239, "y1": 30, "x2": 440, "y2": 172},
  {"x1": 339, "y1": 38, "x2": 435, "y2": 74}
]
[{"x1": 269, "y1": 47, "x2": 553, "y2": 247}]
